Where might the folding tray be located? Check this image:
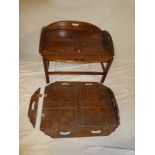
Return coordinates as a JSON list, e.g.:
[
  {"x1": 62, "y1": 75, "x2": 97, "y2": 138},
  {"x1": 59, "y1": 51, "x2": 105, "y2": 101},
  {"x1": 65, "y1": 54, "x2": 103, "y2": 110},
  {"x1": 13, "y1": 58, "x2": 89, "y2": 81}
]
[{"x1": 28, "y1": 81, "x2": 120, "y2": 138}]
